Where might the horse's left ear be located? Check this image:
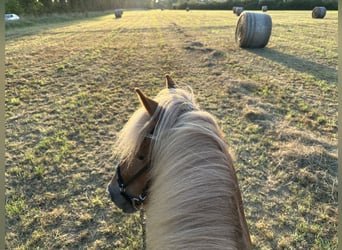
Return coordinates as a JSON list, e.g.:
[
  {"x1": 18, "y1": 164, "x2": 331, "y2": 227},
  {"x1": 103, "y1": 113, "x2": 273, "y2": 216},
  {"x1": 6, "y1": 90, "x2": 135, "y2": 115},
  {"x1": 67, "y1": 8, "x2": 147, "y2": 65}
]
[
  {"x1": 165, "y1": 74, "x2": 177, "y2": 89},
  {"x1": 135, "y1": 88, "x2": 158, "y2": 116}
]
